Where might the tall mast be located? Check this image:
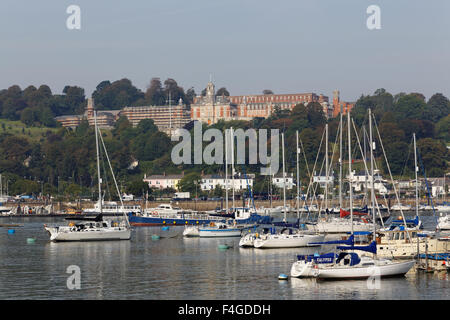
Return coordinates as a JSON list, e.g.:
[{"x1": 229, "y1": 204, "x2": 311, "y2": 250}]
[
  {"x1": 348, "y1": 112, "x2": 353, "y2": 235},
  {"x1": 296, "y1": 130, "x2": 300, "y2": 219},
  {"x1": 339, "y1": 112, "x2": 343, "y2": 210},
  {"x1": 231, "y1": 127, "x2": 235, "y2": 210},
  {"x1": 94, "y1": 111, "x2": 102, "y2": 215},
  {"x1": 225, "y1": 128, "x2": 229, "y2": 213},
  {"x1": 269, "y1": 160, "x2": 272, "y2": 209},
  {"x1": 325, "y1": 123, "x2": 329, "y2": 211},
  {"x1": 282, "y1": 132, "x2": 287, "y2": 222},
  {"x1": 369, "y1": 109, "x2": 376, "y2": 242},
  {"x1": 168, "y1": 91, "x2": 172, "y2": 137},
  {"x1": 414, "y1": 132, "x2": 419, "y2": 217},
  {"x1": 363, "y1": 125, "x2": 368, "y2": 207}
]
